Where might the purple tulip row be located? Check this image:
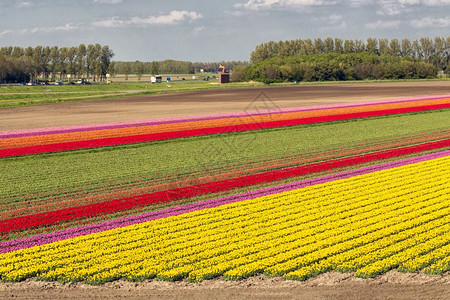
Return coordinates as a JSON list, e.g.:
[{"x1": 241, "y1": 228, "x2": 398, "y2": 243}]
[
  {"x1": 1, "y1": 95, "x2": 446, "y2": 139},
  {"x1": 1, "y1": 150, "x2": 447, "y2": 254}
]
